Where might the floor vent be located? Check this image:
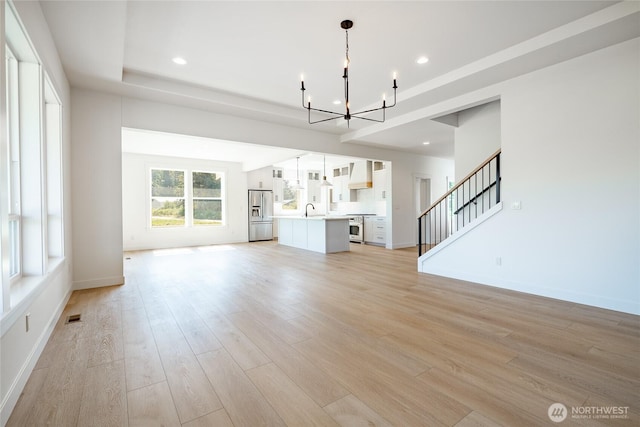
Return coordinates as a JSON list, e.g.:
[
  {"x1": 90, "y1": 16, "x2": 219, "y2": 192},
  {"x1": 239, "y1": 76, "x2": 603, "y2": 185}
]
[{"x1": 66, "y1": 314, "x2": 81, "y2": 324}]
